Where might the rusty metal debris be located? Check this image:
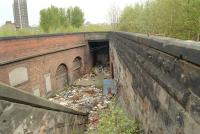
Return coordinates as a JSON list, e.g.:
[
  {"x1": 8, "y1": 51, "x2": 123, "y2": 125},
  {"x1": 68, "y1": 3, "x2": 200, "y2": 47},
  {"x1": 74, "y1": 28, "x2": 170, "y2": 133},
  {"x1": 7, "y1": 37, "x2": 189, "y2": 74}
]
[{"x1": 48, "y1": 66, "x2": 114, "y2": 130}]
